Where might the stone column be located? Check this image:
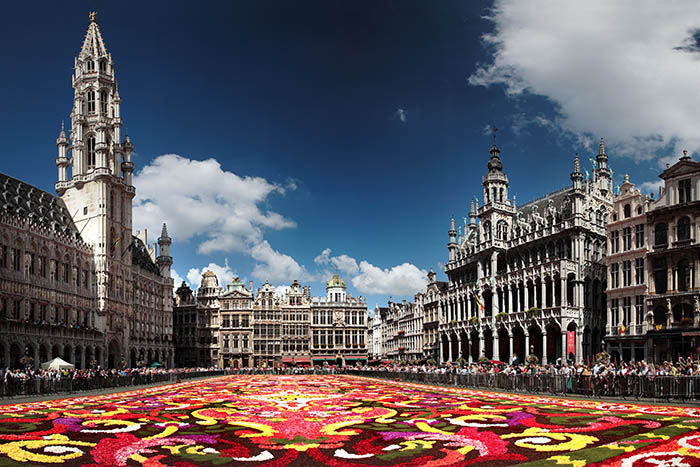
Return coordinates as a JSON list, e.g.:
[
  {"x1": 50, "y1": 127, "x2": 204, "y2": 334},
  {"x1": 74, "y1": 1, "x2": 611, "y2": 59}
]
[
  {"x1": 524, "y1": 285, "x2": 529, "y2": 311},
  {"x1": 576, "y1": 330, "x2": 583, "y2": 363},
  {"x1": 456, "y1": 334, "x2": 462, "y2": 361},
  {"x1": 542, "y1": 332, "x2": 548, "y2": 364},
  {"x1": 562, "y1": 331, "x2": 567, "y2": 361},
  {"x1": 494, "y1": 332, "x2": 500, "y2": 361},
  {"x1": 478, "y1": 333, "x2": 484, "y2": 360},
  {"x1": 524, "y1": 333, "x2": 530, "y2": 360},
  {"x1": 540, "y1": 279, "x2": 546, "y2": 309},
  {"x1": 439, "y1": 334, "x2": 444, "y2": 363}
]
